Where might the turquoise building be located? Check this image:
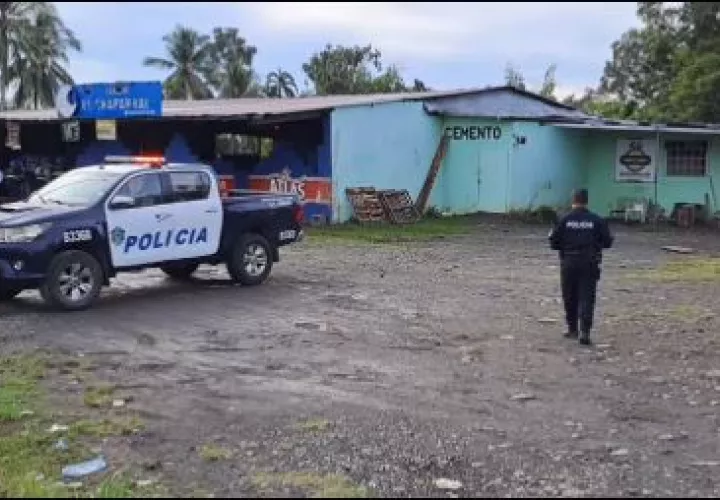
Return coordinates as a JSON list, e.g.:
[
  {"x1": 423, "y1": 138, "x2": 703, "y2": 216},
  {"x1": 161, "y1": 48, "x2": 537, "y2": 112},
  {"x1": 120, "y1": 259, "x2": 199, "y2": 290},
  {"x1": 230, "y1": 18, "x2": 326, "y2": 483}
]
[
  {"x1": 2, "y1": 86, "x2": 719, "y2": 223},
  {"x1": 331, "y1": 87, "x2": 720, "y2": 222}
]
